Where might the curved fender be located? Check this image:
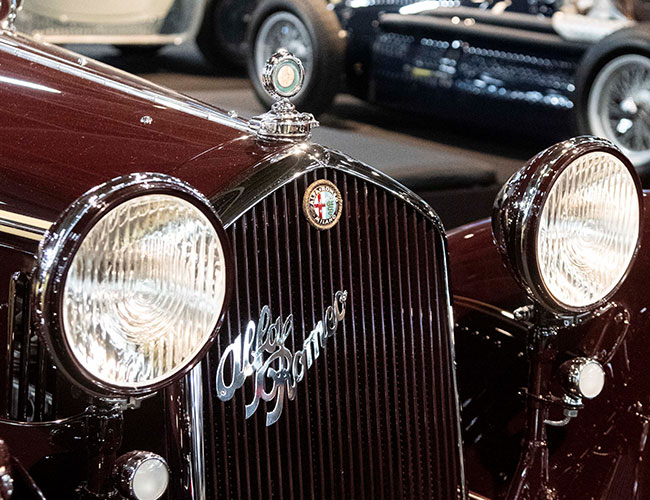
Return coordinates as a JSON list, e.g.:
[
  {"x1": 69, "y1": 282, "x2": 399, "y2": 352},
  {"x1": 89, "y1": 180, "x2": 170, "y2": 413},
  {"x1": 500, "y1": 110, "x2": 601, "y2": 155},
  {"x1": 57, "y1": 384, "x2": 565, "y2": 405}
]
[{"x1": 448, "y1": 203, "x2": 650, "y2": 500}]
